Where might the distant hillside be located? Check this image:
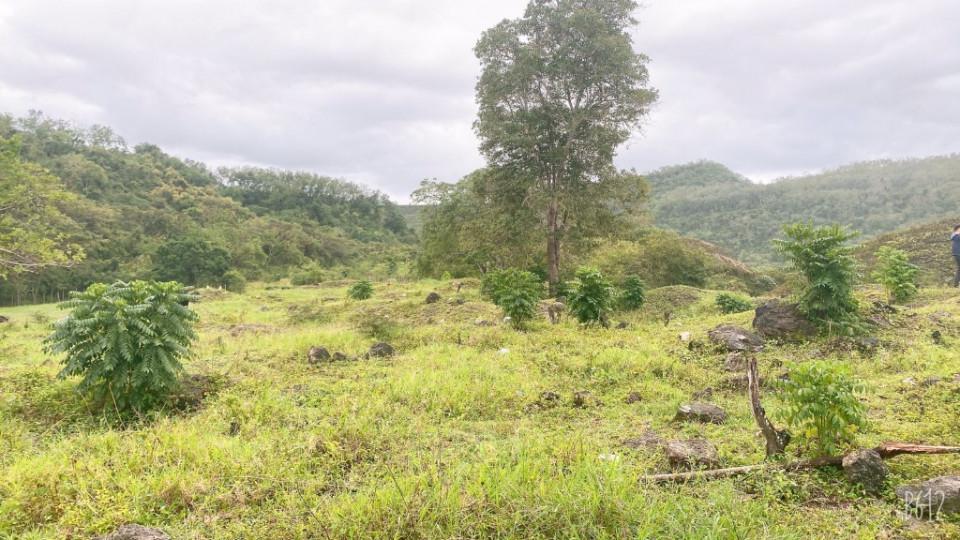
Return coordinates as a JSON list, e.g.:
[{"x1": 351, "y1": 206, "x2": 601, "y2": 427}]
[
  {"x1": 0, "y1": 112, "x2": 413, "y2": 305},
  {"x1": 856, "y1": 217, "x2": 960, "y2": 287},
  {"x1": 647, "y1": 155, "x2": 960, "y2": 263}
]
